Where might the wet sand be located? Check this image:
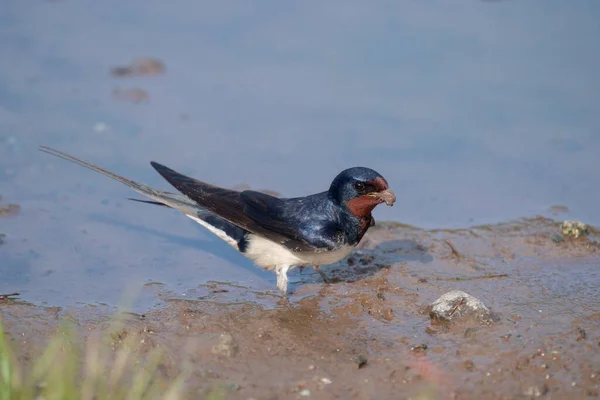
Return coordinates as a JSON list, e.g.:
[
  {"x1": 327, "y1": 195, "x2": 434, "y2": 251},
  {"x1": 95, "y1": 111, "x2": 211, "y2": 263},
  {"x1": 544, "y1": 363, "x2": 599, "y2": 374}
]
[{"x1": 2, "y1": 217, "x2": 599, "y2": 399}]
